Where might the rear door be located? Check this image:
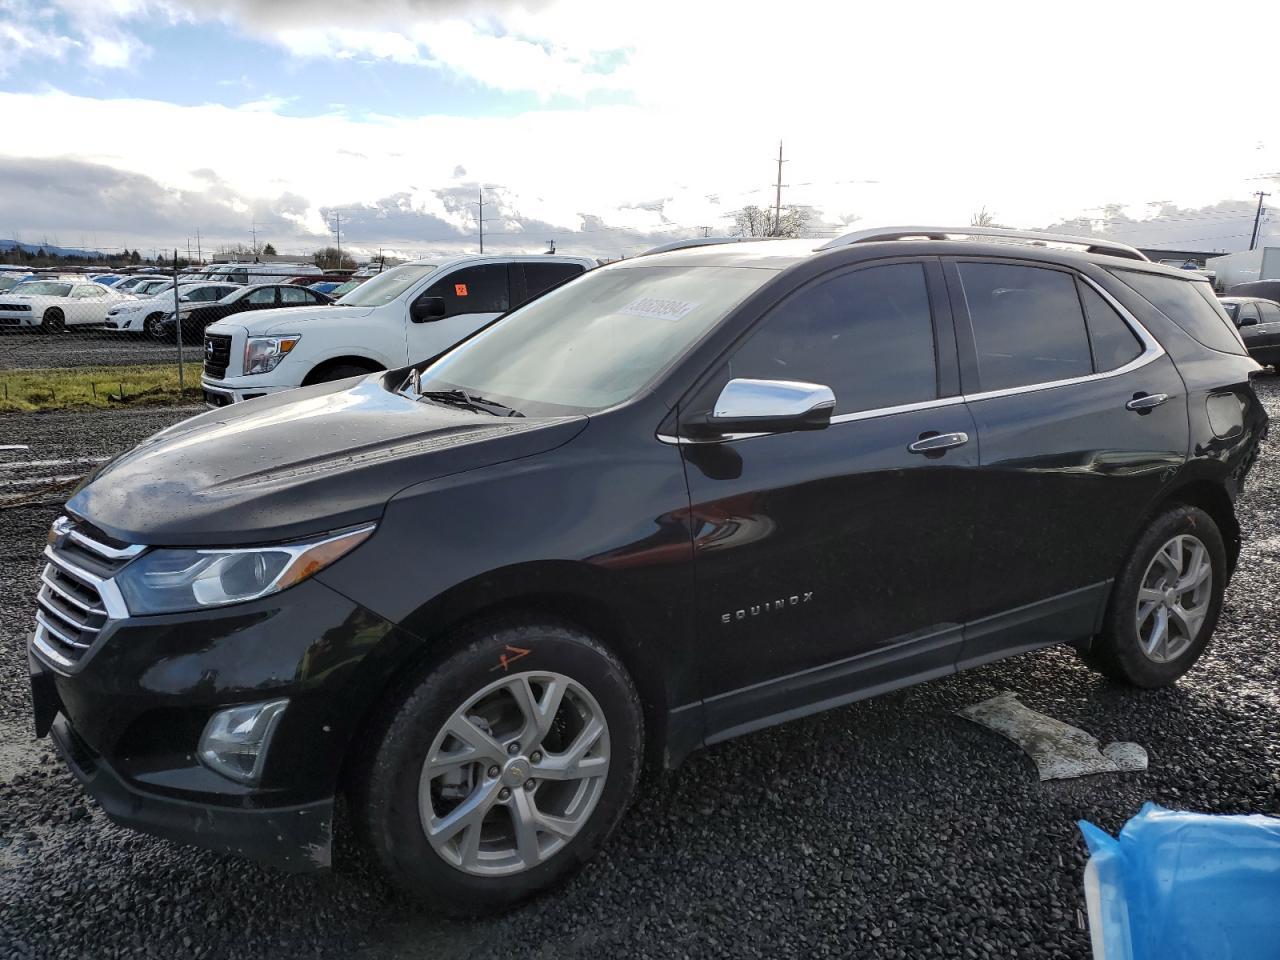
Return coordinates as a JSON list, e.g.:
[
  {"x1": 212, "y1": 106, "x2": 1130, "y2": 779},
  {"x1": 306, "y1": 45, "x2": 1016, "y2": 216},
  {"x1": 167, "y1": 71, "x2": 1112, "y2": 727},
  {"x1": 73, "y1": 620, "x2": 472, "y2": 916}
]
[
  {"x1": 405, "y1": 263, "x2": 511, "y2": 365},
  {"x1": 946, "y1": 258, "x2": 1188, "y2": 666},
  {"x1": 680, "y1": 258, "x2": 979, "y2": 736}
]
